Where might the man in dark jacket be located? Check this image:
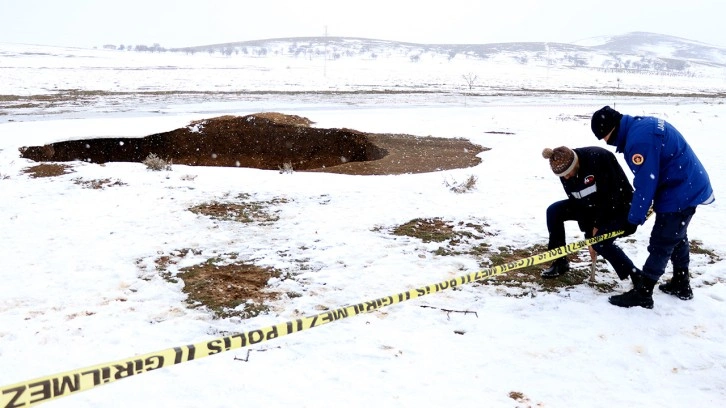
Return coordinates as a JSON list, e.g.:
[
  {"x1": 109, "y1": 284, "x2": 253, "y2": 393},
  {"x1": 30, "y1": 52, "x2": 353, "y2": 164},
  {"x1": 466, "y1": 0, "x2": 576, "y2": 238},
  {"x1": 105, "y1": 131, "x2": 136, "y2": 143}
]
[
  {"x1": 541, "y1": 146, "x2": 638, "y2": 282},
  {"x1": 591, "y1": 106, "x2": 715, "y2": 309}
]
